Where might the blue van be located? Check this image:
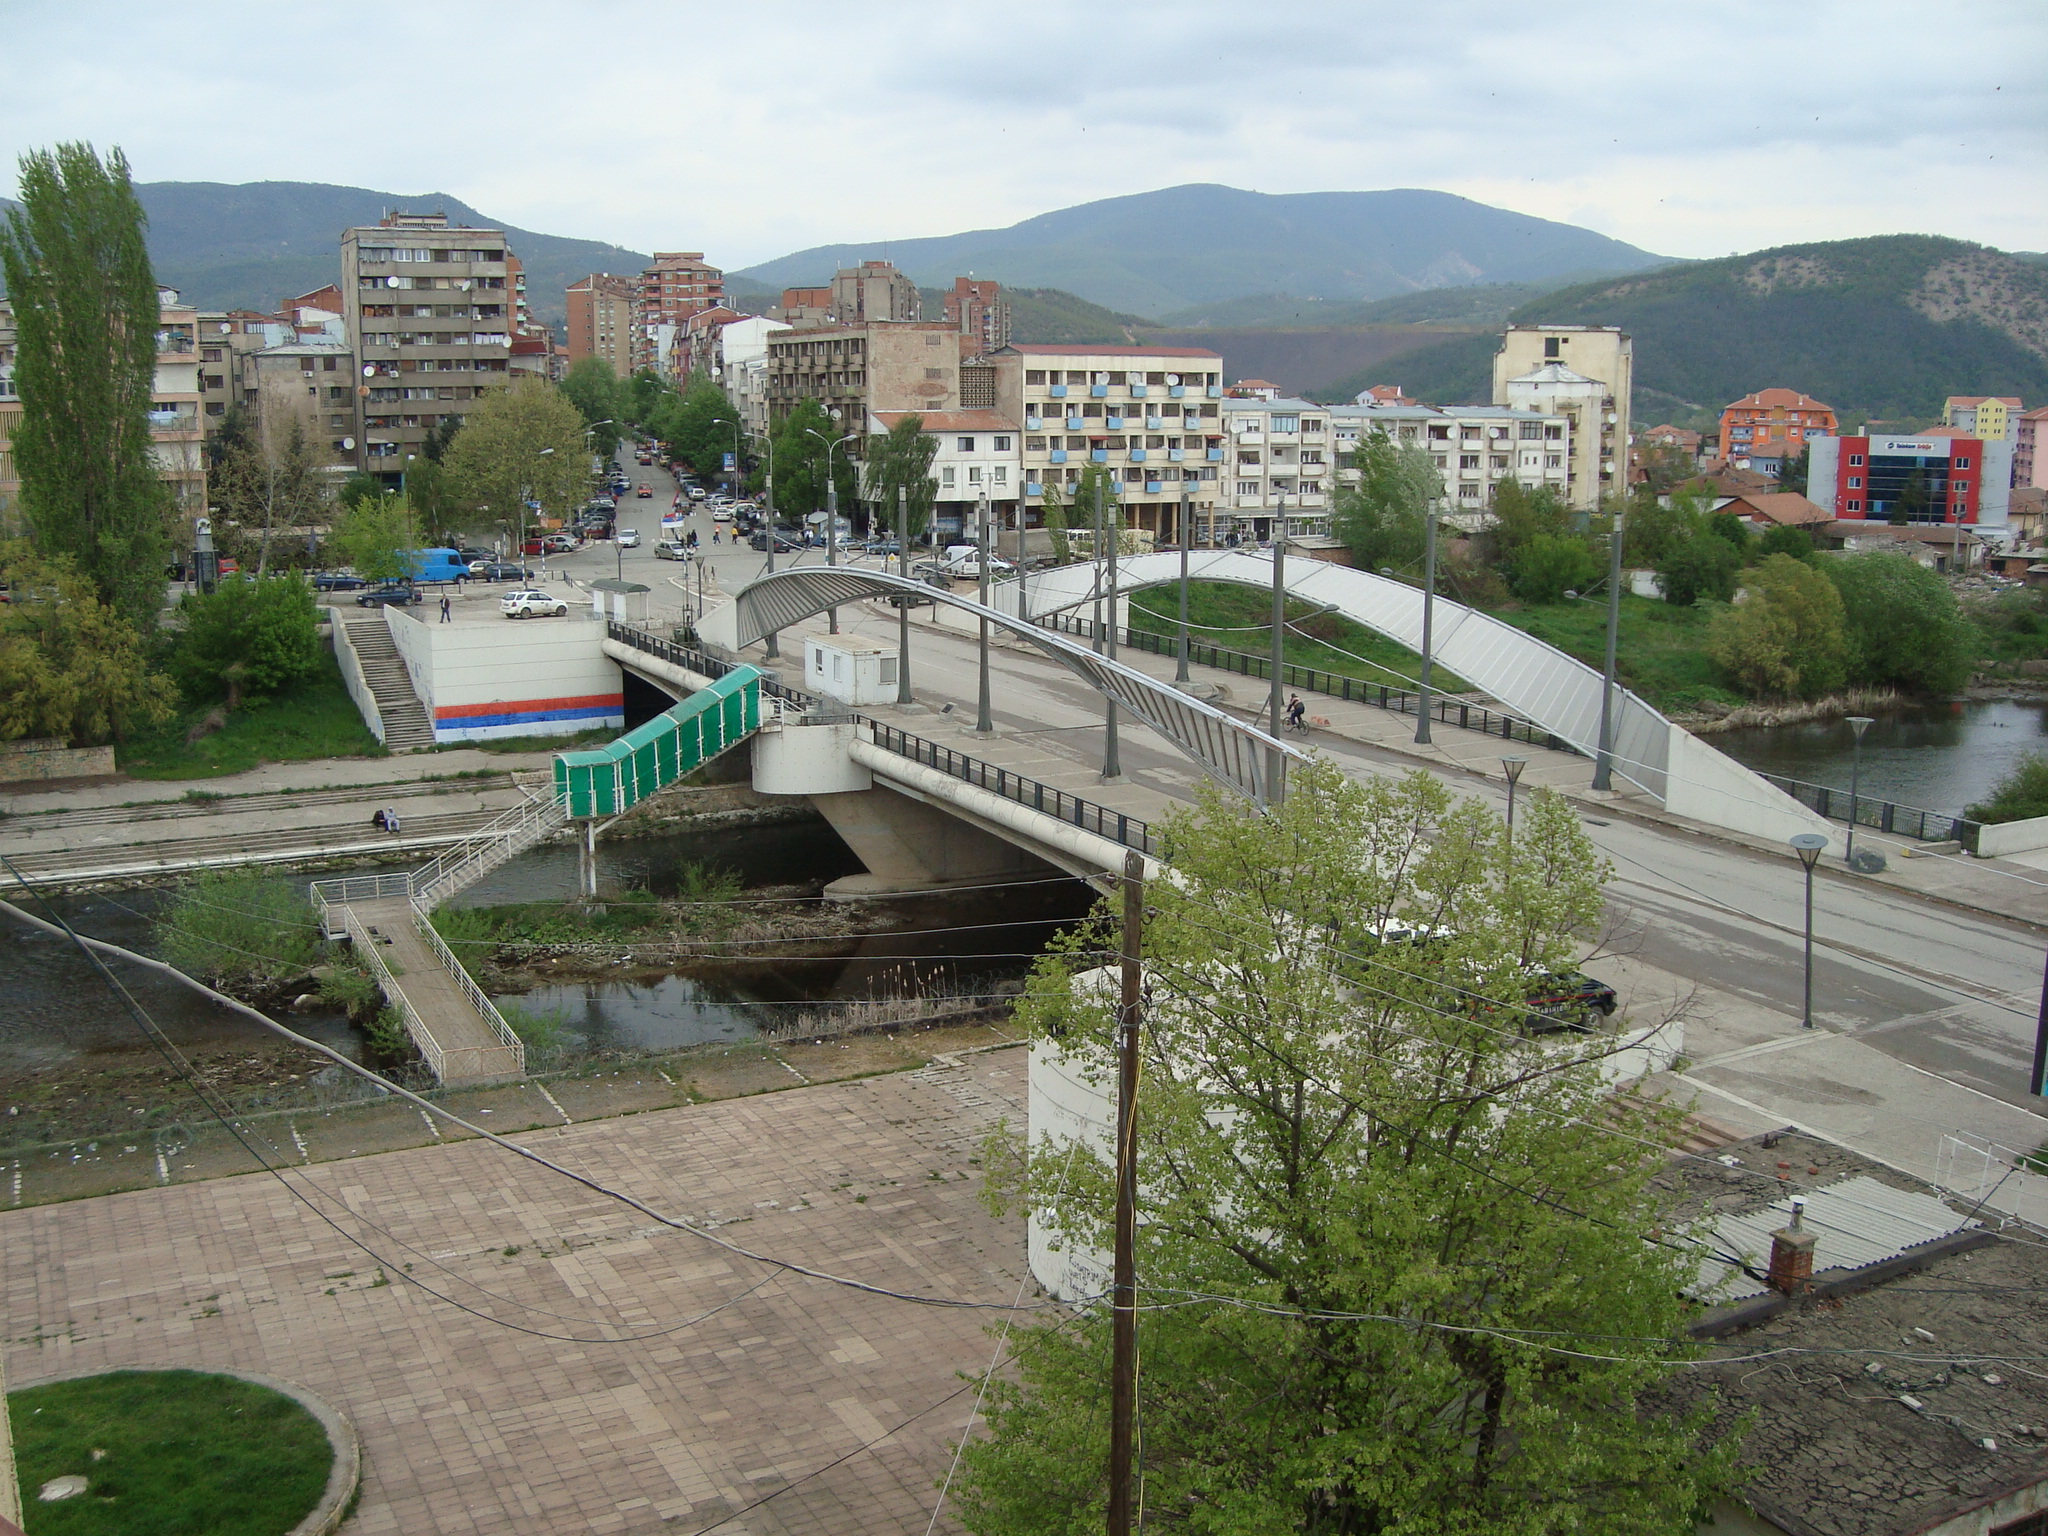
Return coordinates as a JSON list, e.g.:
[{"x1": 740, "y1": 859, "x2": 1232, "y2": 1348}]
[{"x1": 403, "y1": 547, "x2": 471, "y2": 584}]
